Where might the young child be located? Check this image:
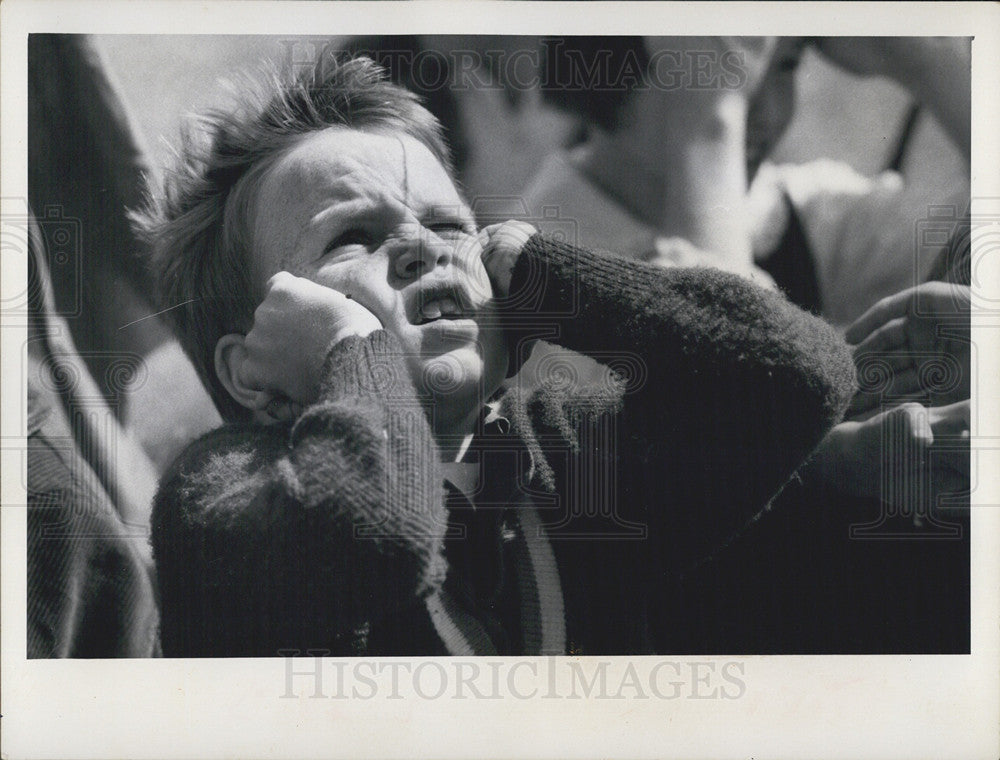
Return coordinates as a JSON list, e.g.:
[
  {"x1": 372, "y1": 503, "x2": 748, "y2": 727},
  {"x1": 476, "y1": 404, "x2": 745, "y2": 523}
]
[{"x1": 135, "y1": 55, "x2": 855, "y2": 657}]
